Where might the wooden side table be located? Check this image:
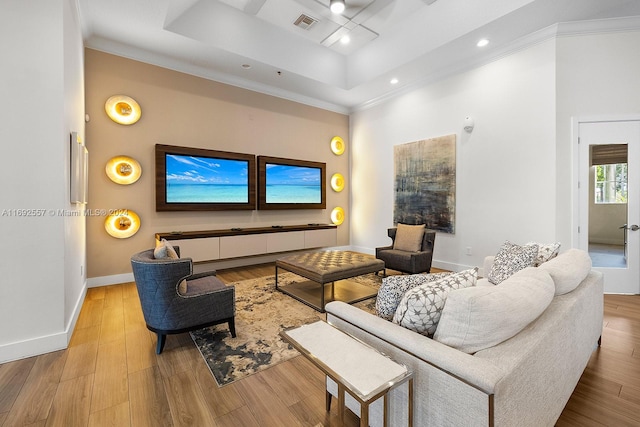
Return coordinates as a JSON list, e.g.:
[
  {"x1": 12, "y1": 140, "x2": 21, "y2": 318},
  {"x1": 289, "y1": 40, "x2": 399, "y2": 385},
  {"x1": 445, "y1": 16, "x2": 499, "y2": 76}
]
[{"x1": 281, "y1": 320, "x2": 413, "y2": 427}]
